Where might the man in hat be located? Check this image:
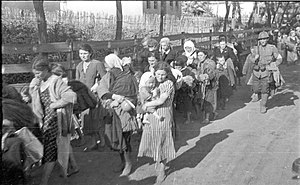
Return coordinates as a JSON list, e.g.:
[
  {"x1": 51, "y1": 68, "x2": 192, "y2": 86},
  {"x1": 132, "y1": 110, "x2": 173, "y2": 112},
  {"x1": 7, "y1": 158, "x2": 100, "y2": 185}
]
[{"x1": 251, "y1": 31, "x2": 282, "y2": 113}]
